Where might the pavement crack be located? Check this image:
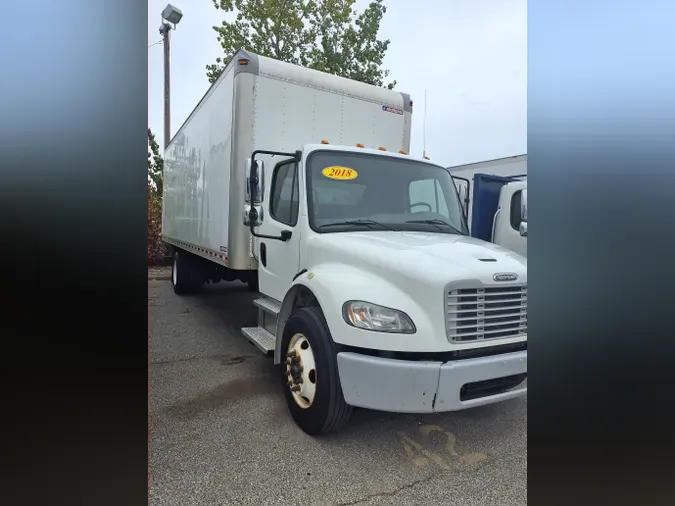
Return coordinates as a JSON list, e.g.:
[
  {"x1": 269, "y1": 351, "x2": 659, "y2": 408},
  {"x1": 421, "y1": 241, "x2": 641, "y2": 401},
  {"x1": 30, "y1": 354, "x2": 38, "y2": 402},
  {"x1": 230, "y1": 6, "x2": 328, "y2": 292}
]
[
  {"x1": 337, "y1": 474, "x2": 436, "y2": 506},
  {"x1": 335, "y1": 449, "x2": 524, "y2": 506}
]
